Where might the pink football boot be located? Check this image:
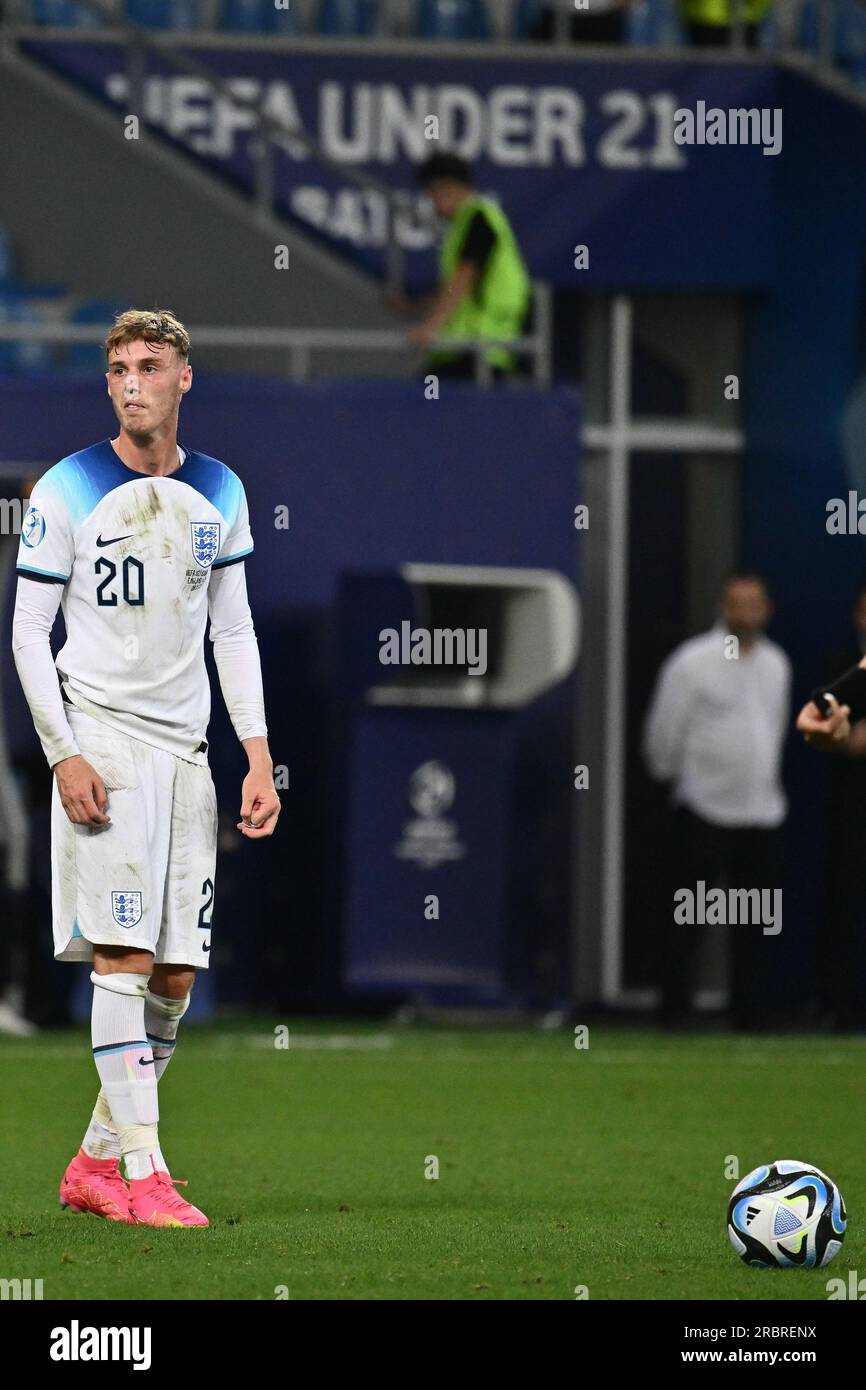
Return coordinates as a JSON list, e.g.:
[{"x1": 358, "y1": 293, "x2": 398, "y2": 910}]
[
  {"x1": 59, "y1": 1149, "x2": 134, "y2": 1223},
  {"x1": 128, "y1": 1170, "x2": 209, "y2": 1227}
]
